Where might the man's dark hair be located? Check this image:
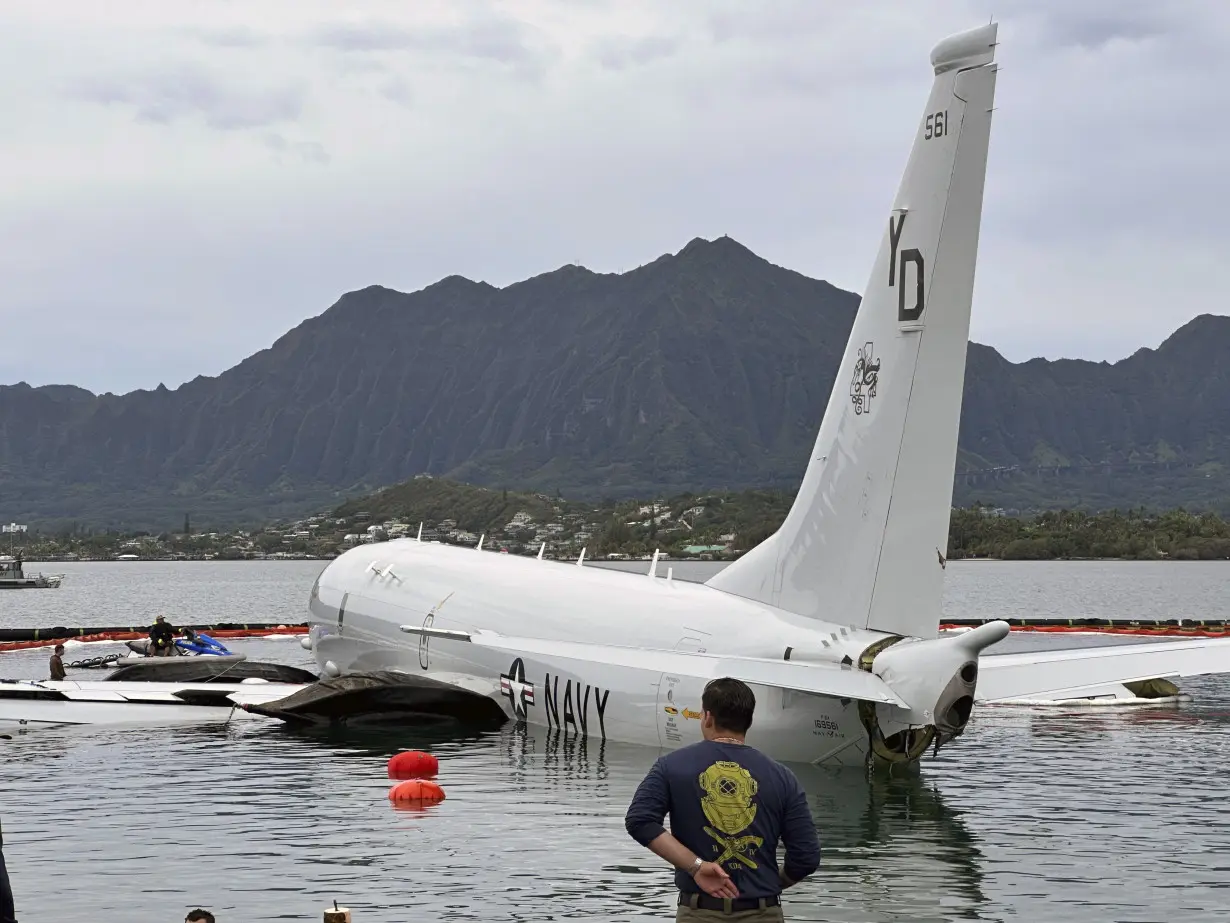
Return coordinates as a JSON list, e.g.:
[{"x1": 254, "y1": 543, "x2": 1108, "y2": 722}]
[
  {"x1": 701, "y1": 677, "x2": 755, "y2": 734},
  {"x1": 186, "y1": 910, "x2": 215, "y2": 923}
]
